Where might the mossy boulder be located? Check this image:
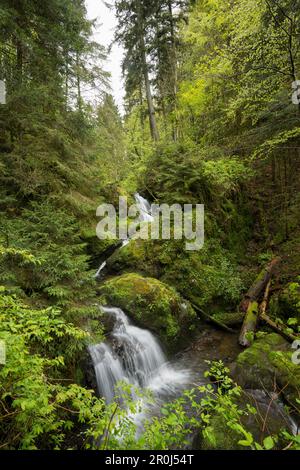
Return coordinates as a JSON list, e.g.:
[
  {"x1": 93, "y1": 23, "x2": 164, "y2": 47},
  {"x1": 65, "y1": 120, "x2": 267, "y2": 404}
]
[
  {"x1": 232, "y1": 334, "x2": 300, "y2": 410},
  {"x1": 99, "y1": 273, "x2": 197, "y2": 349},
  {"x1": 105, "y1": 239, "x2": 160, "y2": 277},
  {"x1": 105, "y1": 238, "x2": 243, "y2": 312}
]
